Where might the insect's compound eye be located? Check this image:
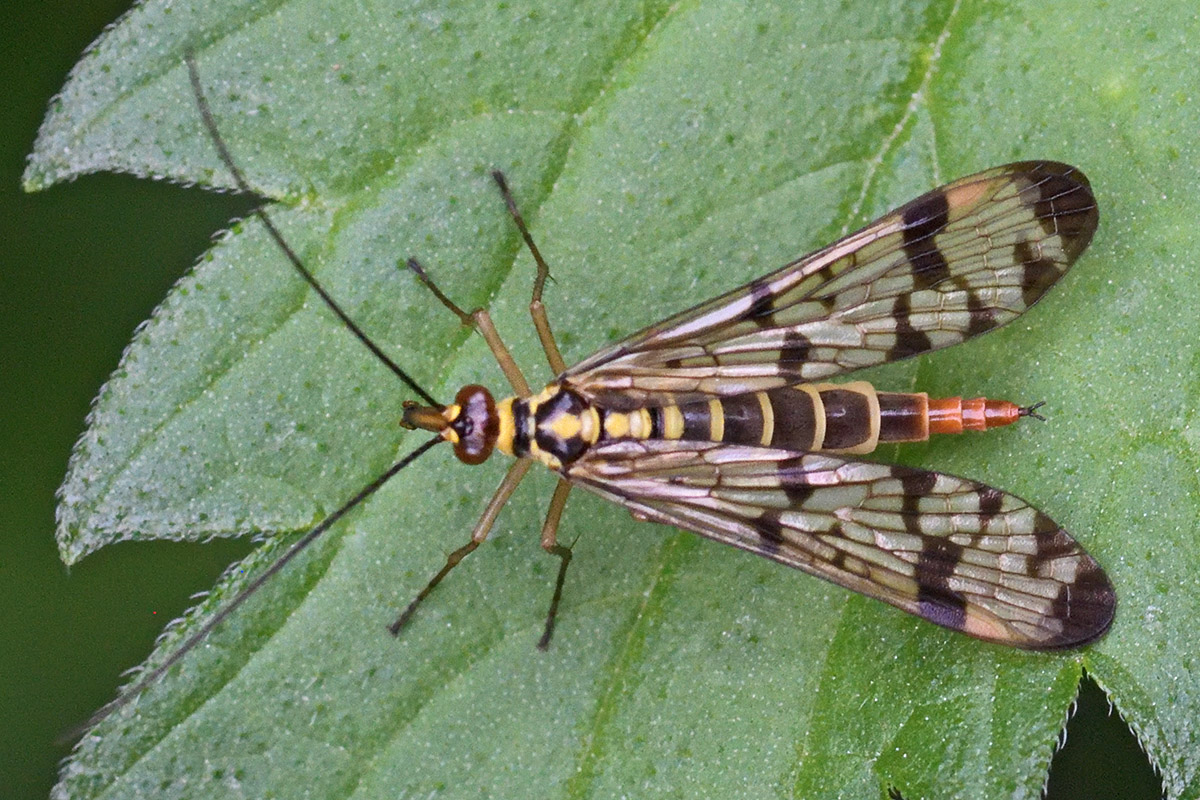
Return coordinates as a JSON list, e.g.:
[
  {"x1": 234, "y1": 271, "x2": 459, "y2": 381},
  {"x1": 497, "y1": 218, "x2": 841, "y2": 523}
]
[{"x1": 452, "y1": 385, "x2": 498, "y2": 465}]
